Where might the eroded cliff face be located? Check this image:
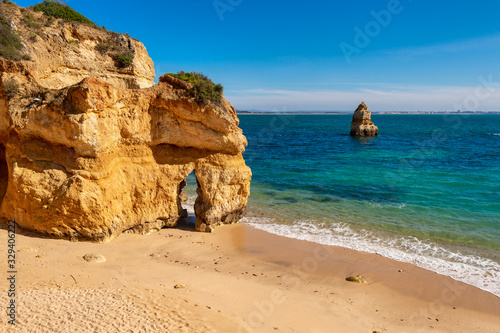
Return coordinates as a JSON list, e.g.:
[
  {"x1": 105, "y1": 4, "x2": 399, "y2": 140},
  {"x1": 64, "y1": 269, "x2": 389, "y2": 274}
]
[
  {"x1": 1, "y1": 3, "x2": 154, "y2": 90},
  {"x1": 350, "y1": 102, "x2": 378, "y2": 137},
  {"x1": 0, "y1": 4, "x2": 251, "y2": 241}
]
